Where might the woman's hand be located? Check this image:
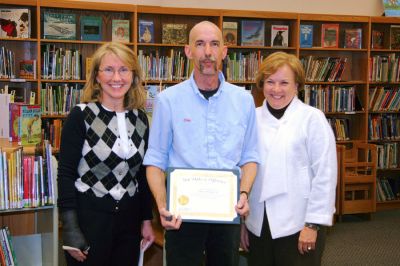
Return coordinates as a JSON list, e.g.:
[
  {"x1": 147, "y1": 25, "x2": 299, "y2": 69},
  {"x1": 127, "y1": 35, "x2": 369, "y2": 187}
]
[
  {"x1": 298, "y1": 227, "x2": 318, "y2": 255},
  {"x1": 141, "y1": 220, "x2": 155, "y2": 248},
  {"x1": 66, "y1": 249, "x2": 88, "y2": 262}
]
